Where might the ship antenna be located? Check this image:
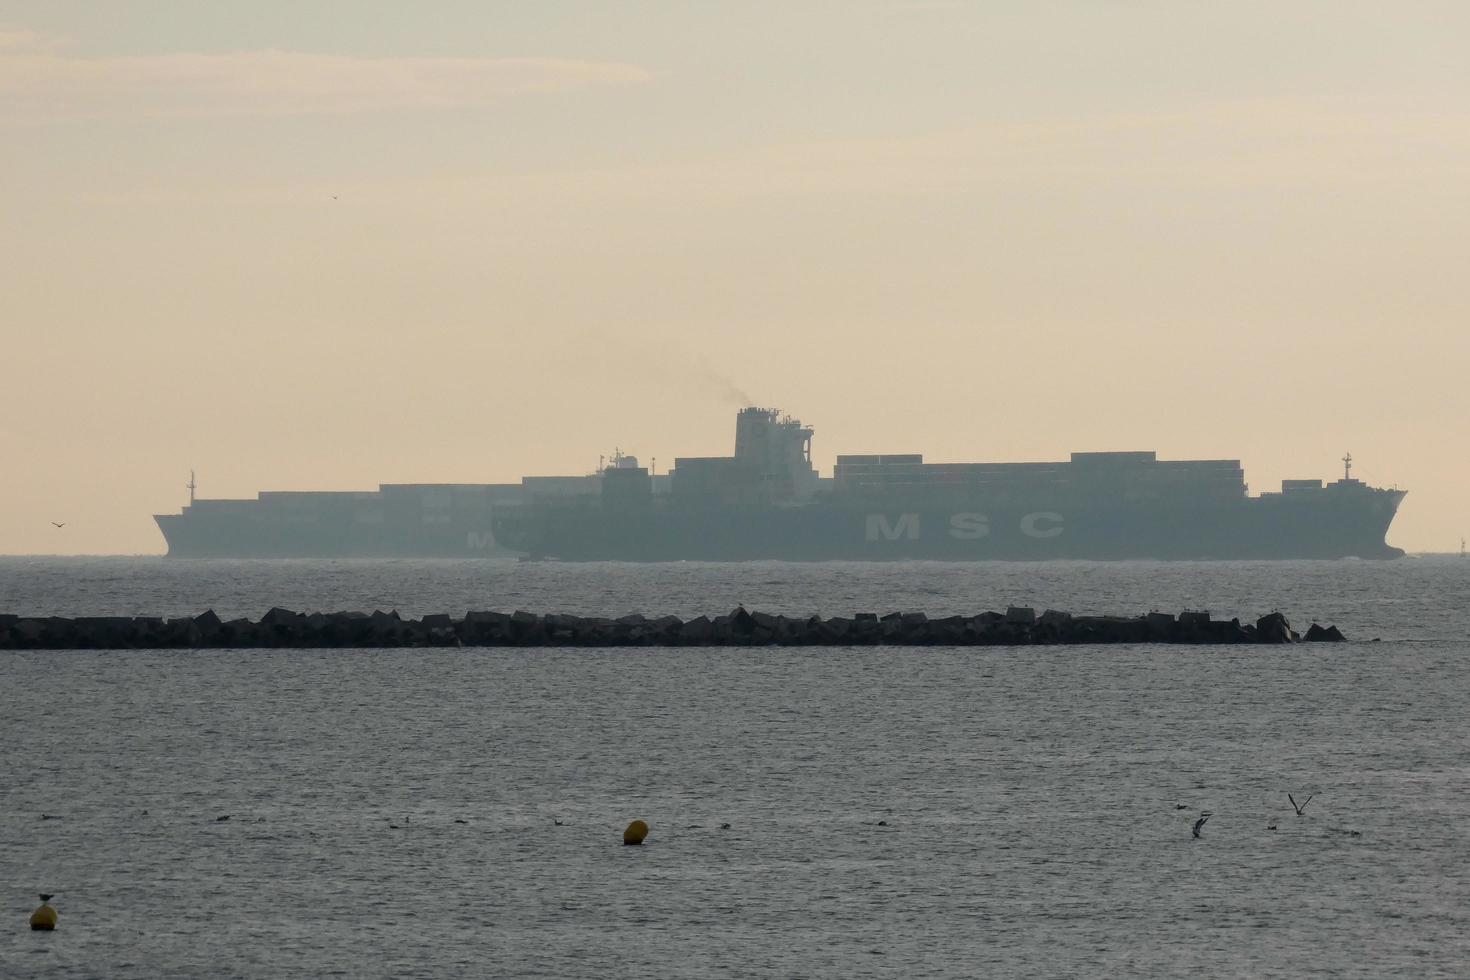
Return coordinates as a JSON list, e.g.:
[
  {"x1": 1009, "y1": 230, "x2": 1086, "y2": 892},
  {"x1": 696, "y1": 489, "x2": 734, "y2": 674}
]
[
  {"x1": 187, "y1": 469, "x2": 197, "y2": 505},
  {"x1": 1342, "y1": 451, "x2": 1352, "y2": 481}
]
